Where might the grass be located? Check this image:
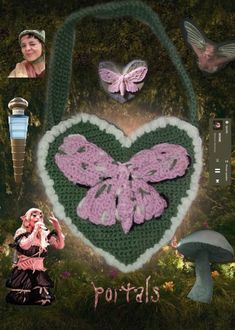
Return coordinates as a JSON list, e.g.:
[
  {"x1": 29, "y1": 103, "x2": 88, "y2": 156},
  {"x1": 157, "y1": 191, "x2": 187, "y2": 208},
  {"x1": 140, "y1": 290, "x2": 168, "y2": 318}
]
[{"x1": 1, "y1": 239, "x2": 235, "y2": 330}]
